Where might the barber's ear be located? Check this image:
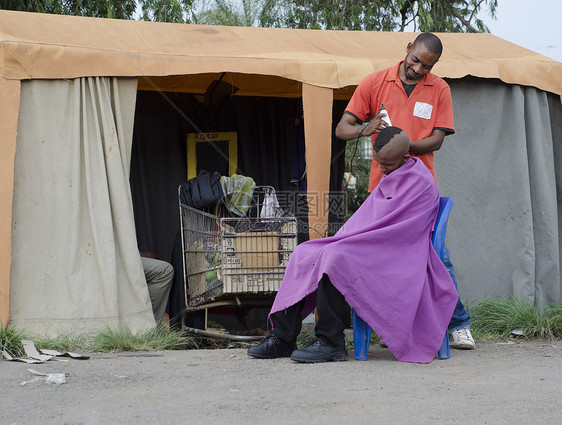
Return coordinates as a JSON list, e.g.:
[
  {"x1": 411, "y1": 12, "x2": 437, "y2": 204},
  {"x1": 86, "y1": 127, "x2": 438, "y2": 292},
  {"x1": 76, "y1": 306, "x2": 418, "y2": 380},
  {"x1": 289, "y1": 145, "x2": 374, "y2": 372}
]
[
  {"x1": 402, "y1": 154, "x2": 410, "y2": 163},
  {"x1": 406, "y1": 42, "x2": 413, "y2": 52}
]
